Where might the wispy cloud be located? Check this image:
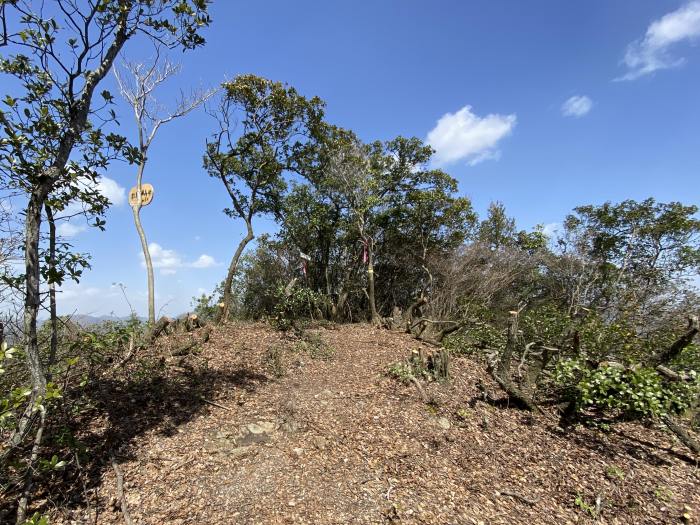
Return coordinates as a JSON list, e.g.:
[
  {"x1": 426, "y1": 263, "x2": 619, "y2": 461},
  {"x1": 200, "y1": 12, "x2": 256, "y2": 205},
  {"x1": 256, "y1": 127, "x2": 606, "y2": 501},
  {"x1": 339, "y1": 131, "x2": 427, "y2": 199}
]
[
  {"x1": 618, "y1": 1, "x2": 700, "y2": 80},
  {"x1": 56, "y1": 222, "x2": 87, "y2": 238},
  {"x1": 426, "y1": 105, "x2": 516, "y2": 167},
  {"x1": 96, "y1": 176, "x2": 127, "y2": 207},
  {"x1": 561, "y1": 95, "x2": 593, "y2": 118},
  {"x1": 146, "y1": 243, "x2": 182, "y2": 275},
  {"x1": 142, "y1": 243, "x2": 219, "y2": 275},
  {"x1": 57, "y1": 176, "x2": 126, "y2": 237},
  {"x1": 542, "y1": 222, "x2": 562, "y2": 238},
  {"x1": 191, "y1": 254, "x2": 217, "y2": 268}
]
